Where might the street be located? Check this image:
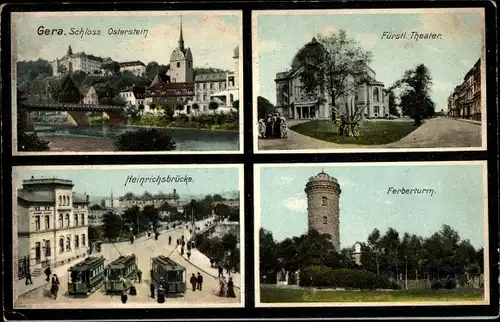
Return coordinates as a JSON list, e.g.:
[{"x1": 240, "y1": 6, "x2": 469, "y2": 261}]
[
  {"x1": 258, "y1": 117, "x2": 482, "y2": 150},
  {"x1": 15, "y1": 217, "x2": 242, "y2": 308}
]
